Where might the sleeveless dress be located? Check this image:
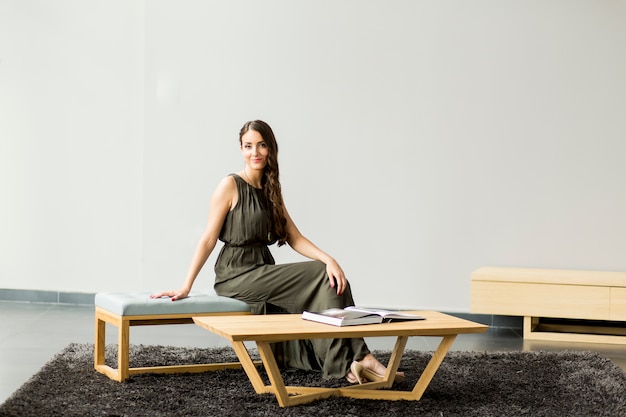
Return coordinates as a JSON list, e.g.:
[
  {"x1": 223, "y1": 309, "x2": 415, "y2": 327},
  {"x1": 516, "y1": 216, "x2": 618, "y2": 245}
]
[{"x1": 213, "y1": 174, "x2": 370, "y2": 378}]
